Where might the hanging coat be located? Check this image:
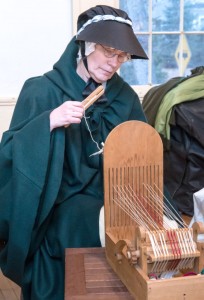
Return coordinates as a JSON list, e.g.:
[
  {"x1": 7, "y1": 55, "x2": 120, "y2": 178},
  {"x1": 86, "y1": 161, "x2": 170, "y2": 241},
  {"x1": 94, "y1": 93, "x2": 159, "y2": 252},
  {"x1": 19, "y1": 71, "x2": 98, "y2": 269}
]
[
  {"x1": 142, "y1": 66, "x2": 204, "y2": 217},
  {"x1": 164, "y1": 97, "x2": 204, "y2": 216}
]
